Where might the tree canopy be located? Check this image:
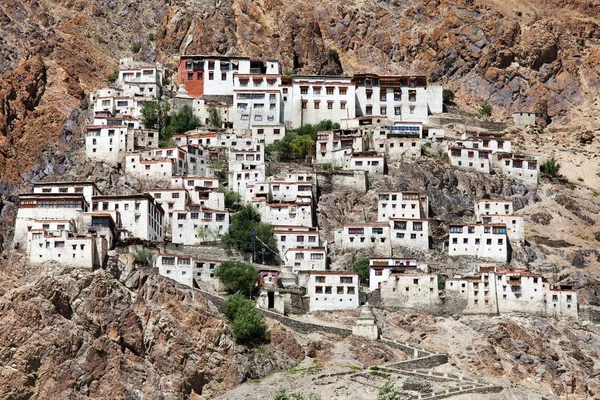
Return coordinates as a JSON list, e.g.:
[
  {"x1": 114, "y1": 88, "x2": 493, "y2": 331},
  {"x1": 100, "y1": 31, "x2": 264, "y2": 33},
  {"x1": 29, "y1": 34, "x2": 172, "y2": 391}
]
[
  {"x1": 214, "y1": 261, "x2": 260, "y2": 296},
  {"x1": 223, "y1": 294, "x2": 267, "y2": 344},
  {"x1": 352, "y1": 257, "x2": 370, "y2": 284},
  {"x1": 266, "y1": 120, "x2": 340, "y2": 161}
]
